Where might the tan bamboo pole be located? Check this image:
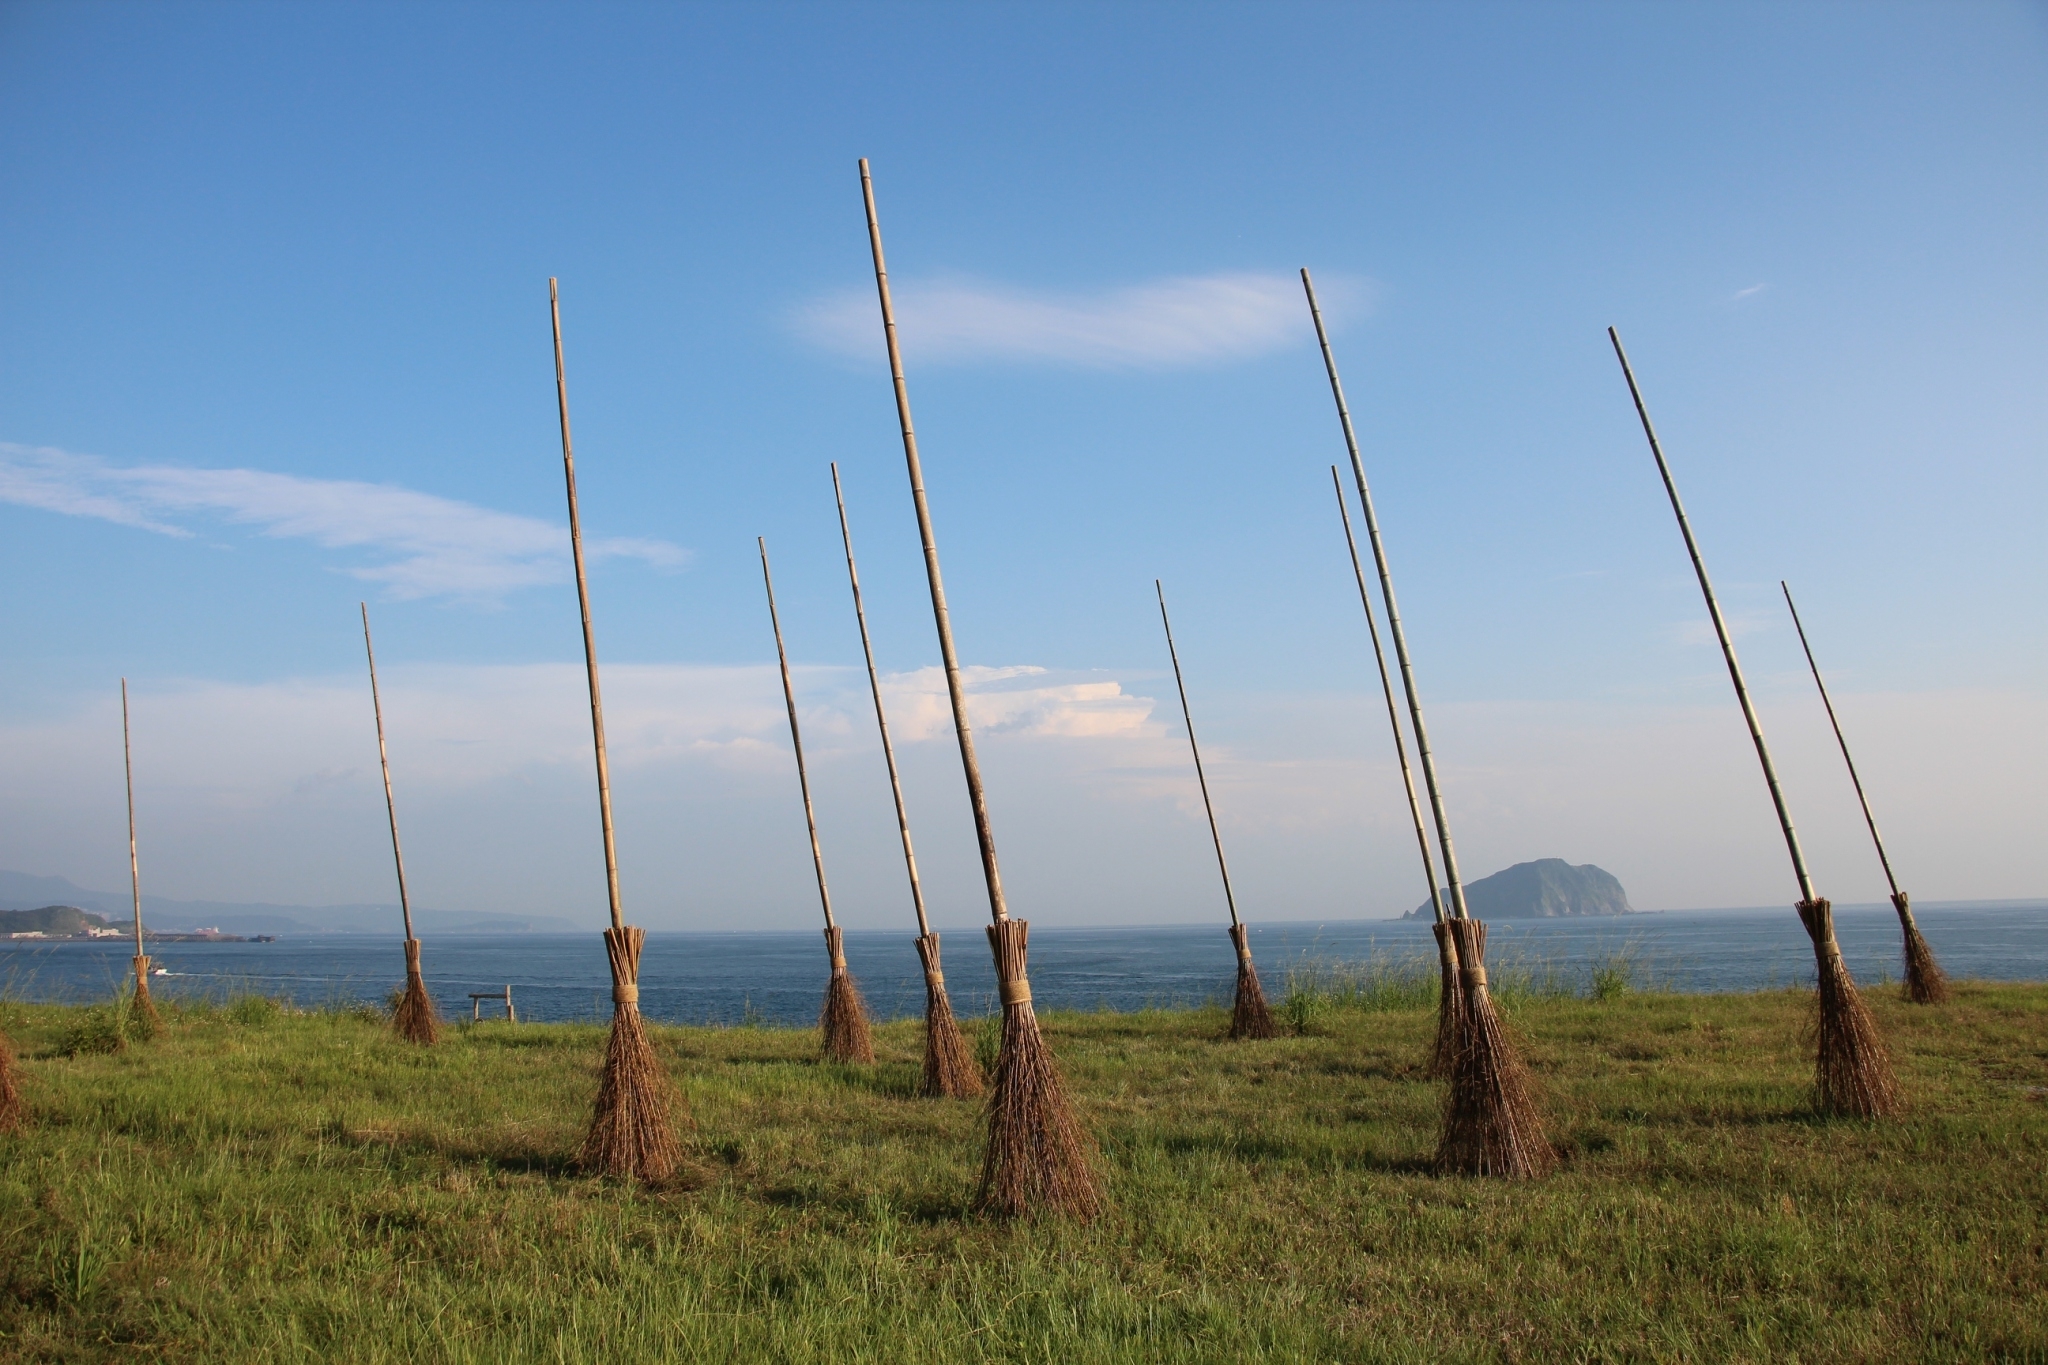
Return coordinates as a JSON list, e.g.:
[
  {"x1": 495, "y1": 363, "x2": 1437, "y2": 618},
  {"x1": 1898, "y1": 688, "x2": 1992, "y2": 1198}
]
[
  {"x1": 831, "y1": 464, "x2": 931, "y2": 939},
  {"x1": 361, "y1": 603, "x2": 438, "y2": 1042},
  {"x1": 1304, "y1": 270, "x2": 1548, "y2": 1176},
  {"x1": 831, "y1": 463, "x2": 980, "y2": 1093},
  {"x1": 1609, "y1": 326, "x2": 1899, "y2": 1117},
  {"x1": 1155, "y1": 580, "x2": 1276, "y2": 1039},
  {"x1": 1329, "y1": 467, "x2": 1445, "y2": 926},
  {"x1": 1330, "y1": 465, "x2": 1462, "y2": 1072},
  {"x1": 551, "y1": 277, "x2": 681, "y2": 1179},
  {"x1": 1781, "y1": 581, "x2": 1947, "y2": 1002},
  {"x1": 859, "y1": 158, "x2": 1095, "y2": 1217},
  {"x1": 759, "y1": 536, "x2": 873, "y2": 1063},
  {"x1": 120, "y1": 678, "x2": 157, "y2": 1030}
]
